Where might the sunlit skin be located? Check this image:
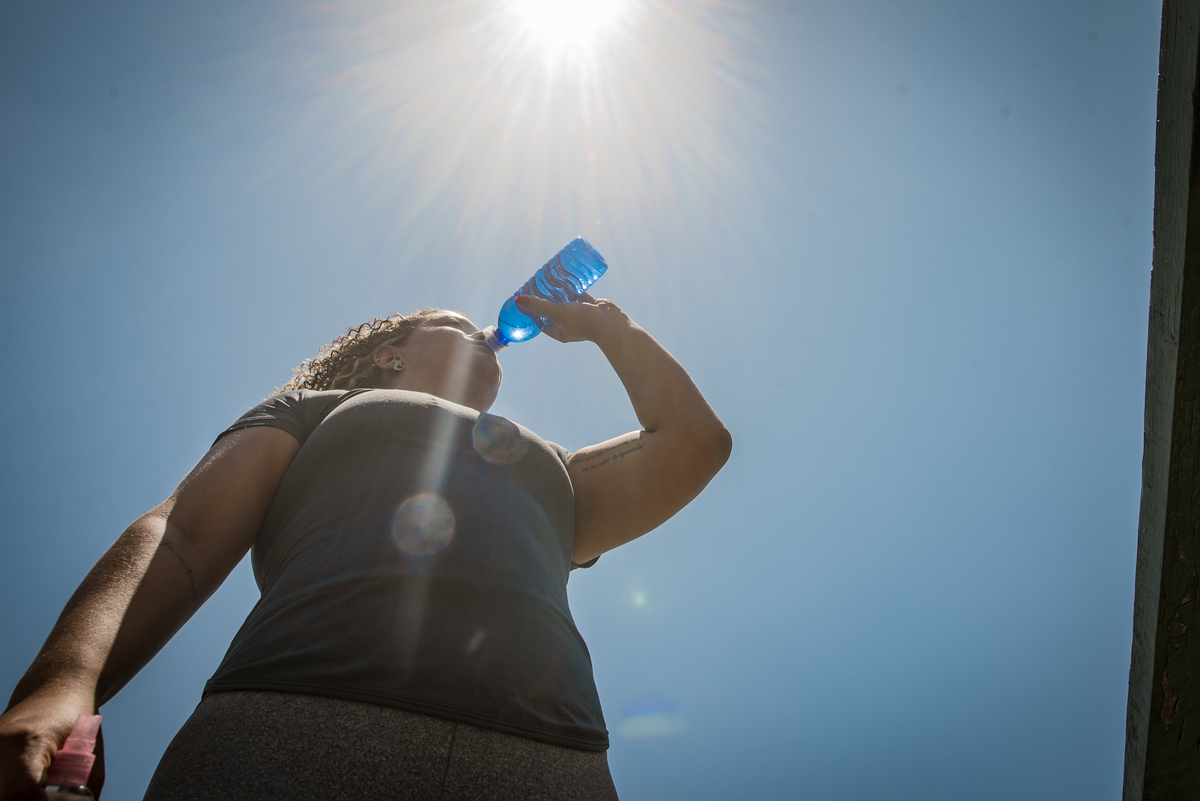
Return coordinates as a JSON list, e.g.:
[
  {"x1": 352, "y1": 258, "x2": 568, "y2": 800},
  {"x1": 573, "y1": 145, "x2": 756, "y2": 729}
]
[{"x1": 371, "y1": 312, "x2": 502, "y2": 413}]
